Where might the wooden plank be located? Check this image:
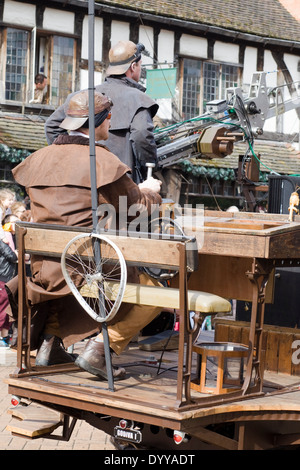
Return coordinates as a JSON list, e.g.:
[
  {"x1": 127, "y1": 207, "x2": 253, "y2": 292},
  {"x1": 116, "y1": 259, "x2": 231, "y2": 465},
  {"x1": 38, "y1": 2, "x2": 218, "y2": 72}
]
[
  {"x1": 183, "y1": 255, "x2": 254, "y2": 301},
  {"x1": 181, "y1": 210, "x2": 300, "y2": 259},
  {"x1": 278, "y1": 333, "x2": 293, "y2": 374},
  {"x1": 291, "y1": 333, "x2": 300, "y2": 376},
  {"x1": 7, "y1": 403, "x2": 61, "y2": 421},
  {"x1": 241, "y1": 324, "x2": 250, "y2": 347},
  {"x1": 184, "y1": 255, "x2": 274, "y2": 303},
  {"x1": 228, "y1": 322, "x2": 242, "y2": 344},
  {"x1": 267, "y1": 229, "x2": 300, "y2": 259},
  {"x1": 215, "y1": 320, "x2": 300, "y2": 375},
  {"x1": 18, "y1": 225, "x2": 183, "y2": 268},
  {"x1": 197, "y1": 229, "x2": 268, "y2": 258},
  {"x1": 6, "y1": 403, "x2": 62, "y2": 438}
]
